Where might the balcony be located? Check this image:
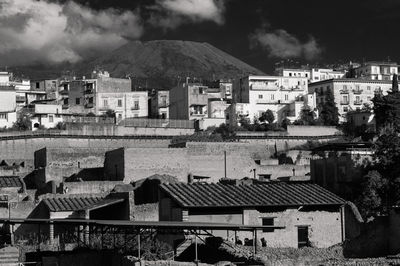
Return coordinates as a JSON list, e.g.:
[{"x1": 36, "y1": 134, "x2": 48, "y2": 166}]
[
  {"x1": 353, "y1": 89, "x2": 363, "y2": 94},
  {"x1": 59, "y1": 89, "x2": 69, "y2": 95},
  {"x1": 256, "y1": 99, "x2": 271, "y2": 104},
  {"x1": 354, "y1": 100, "x2": 363, "y2": 105},
  {"x1": 62, "y1": 104, "x2": 69, "y2": 109},
  {"x1": 131, "y1": 106, "x2": 140, "y2": 110},
  {"x1": 250, "y1": 85, "x2": 278, "y2": 91},
  {"x1": 340, "y1": 101, "x2": 350, "y2": 105},
  {"x1": 340, "y1": 89, "x2": 349, "y2": 94}
]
